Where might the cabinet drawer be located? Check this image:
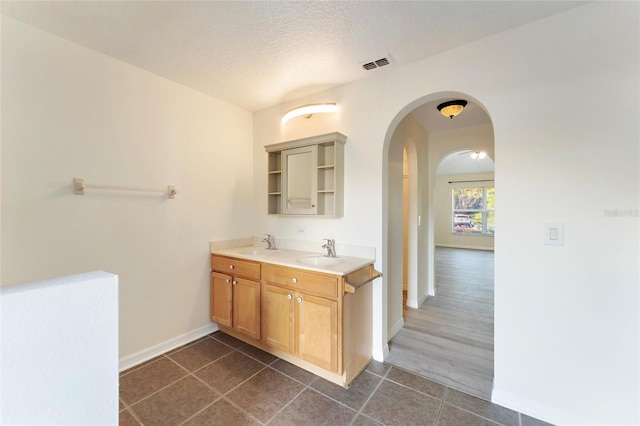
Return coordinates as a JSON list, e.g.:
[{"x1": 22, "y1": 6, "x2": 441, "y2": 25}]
[
  {"x1": 263, "y1": 264, "x2": 338, "y2": 299},
  {"x1": 211, "y1": 255, "x2": 261, "y2": 280}
]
